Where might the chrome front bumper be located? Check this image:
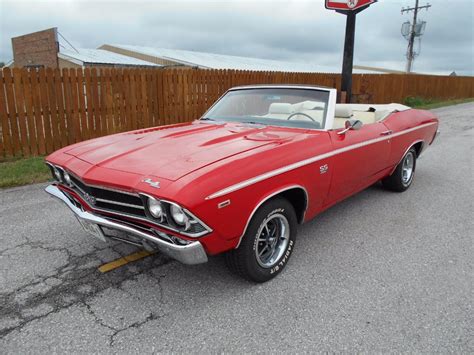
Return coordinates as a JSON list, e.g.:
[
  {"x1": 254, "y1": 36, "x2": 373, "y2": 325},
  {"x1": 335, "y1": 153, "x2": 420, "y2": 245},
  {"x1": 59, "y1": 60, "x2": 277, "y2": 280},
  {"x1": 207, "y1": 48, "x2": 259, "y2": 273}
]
[{"x1": 45, "y1": 185, "x2": 208, "y2": 265}]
